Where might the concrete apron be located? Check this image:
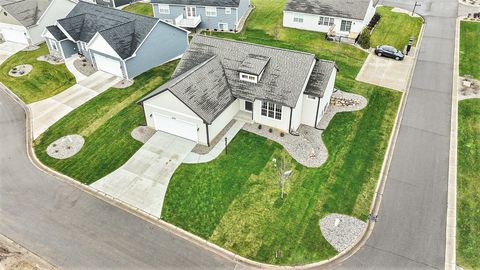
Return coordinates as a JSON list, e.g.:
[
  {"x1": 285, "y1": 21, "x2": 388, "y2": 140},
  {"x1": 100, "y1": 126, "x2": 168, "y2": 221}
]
[
  {"x1": 91, "y1": 132, "x2": 196, "y2": 218},
  {"x1": 0, "y1": 42, "x2": 27, "y2": 65}
]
